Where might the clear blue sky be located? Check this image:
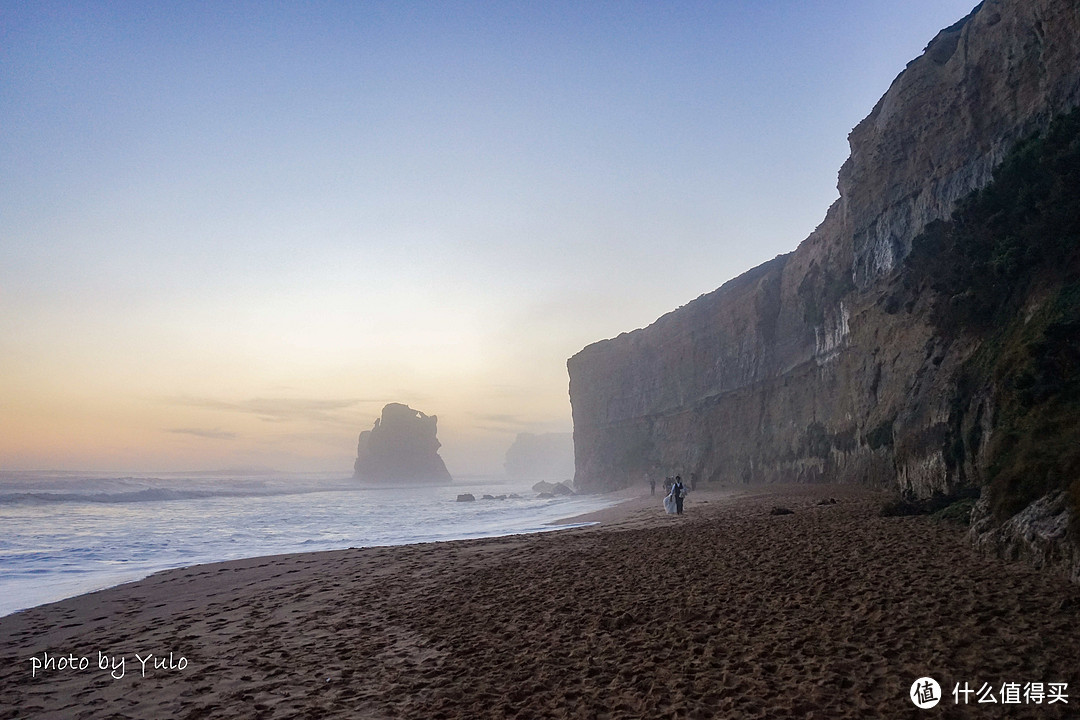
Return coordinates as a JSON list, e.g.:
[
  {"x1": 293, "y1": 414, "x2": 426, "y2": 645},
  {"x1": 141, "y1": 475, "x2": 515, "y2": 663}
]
[{"x1": 1, "y1": 0, "x2": 980, "y2": 474}]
